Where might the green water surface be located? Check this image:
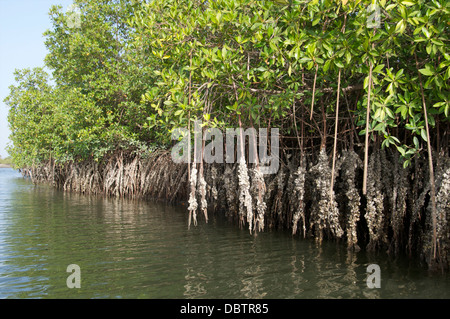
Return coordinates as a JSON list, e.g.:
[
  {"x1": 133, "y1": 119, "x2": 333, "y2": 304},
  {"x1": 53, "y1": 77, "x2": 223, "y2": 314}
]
[{"x1": 0, "y1": 168, "x2": 448, "y2": 299}]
